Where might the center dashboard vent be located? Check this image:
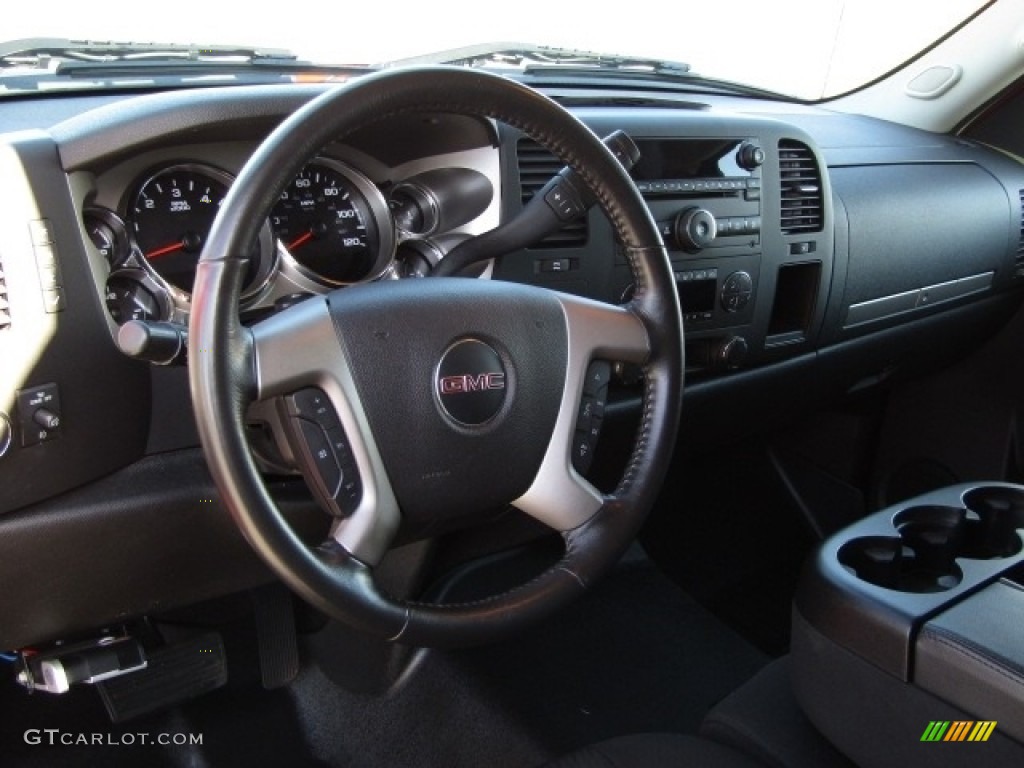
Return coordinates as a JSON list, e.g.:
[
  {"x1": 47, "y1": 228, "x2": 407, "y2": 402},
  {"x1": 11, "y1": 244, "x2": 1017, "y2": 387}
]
[
  {"x1": 516, "y1": 138, "x2": 588, "y2": 248},
  {"x1": 779, "y1": 140, "x2": 823, "y2": 235},
  {"x1": 0, "y1": 253, "x2": 10, "y2": 331}
]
